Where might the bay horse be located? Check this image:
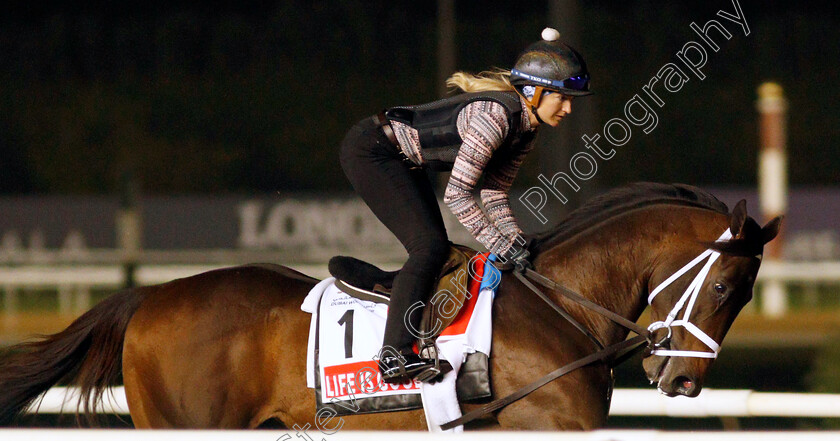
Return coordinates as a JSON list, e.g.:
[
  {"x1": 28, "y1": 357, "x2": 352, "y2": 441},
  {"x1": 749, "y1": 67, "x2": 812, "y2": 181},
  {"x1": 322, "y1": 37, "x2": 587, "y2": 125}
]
[{"x1": 0, "y1": 183, "x2": 781, "y2": 430}]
